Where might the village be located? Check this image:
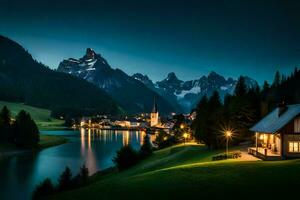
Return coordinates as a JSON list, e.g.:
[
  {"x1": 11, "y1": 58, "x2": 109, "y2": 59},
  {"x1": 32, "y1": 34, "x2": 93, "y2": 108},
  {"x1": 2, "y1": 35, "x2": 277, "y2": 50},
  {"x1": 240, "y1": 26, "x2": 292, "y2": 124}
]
[
  {"x1": 1, "y1": 1, "x2": 300, "y2": 199},
  {"x1": 78, "y1": 98, "x2": 195, "y2": 134}
]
